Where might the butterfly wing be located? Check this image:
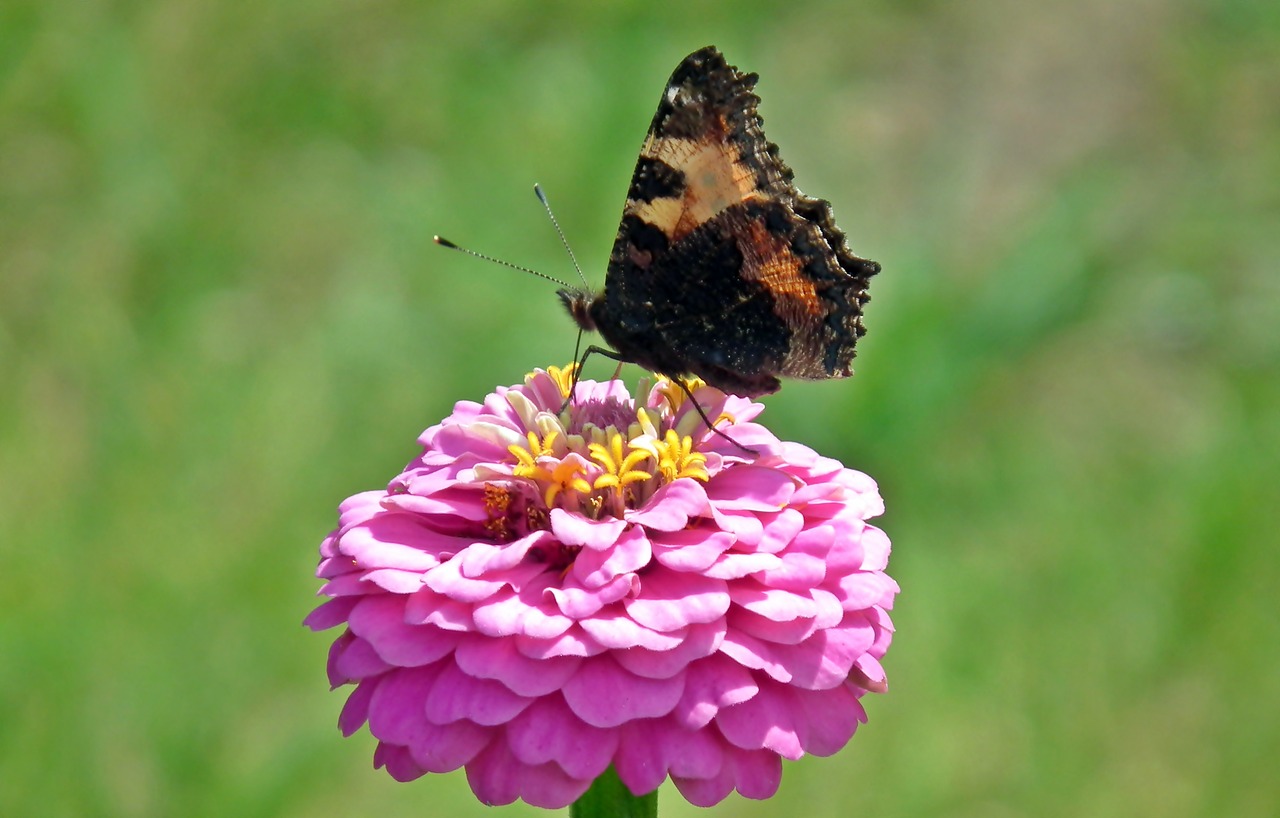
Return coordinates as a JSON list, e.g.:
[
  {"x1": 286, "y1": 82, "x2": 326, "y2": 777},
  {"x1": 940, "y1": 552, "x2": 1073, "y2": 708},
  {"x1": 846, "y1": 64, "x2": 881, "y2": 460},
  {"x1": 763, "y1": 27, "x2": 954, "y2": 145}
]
[{"x1": 595, "y1": 46, "x2": 880, "y2": 396}]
